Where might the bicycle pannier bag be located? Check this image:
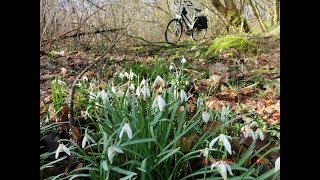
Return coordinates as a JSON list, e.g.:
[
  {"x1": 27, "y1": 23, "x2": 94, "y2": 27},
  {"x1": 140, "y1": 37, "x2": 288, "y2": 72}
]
[{"x1": 194, "y1": 16, "x2": 208, "y2": 29}]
